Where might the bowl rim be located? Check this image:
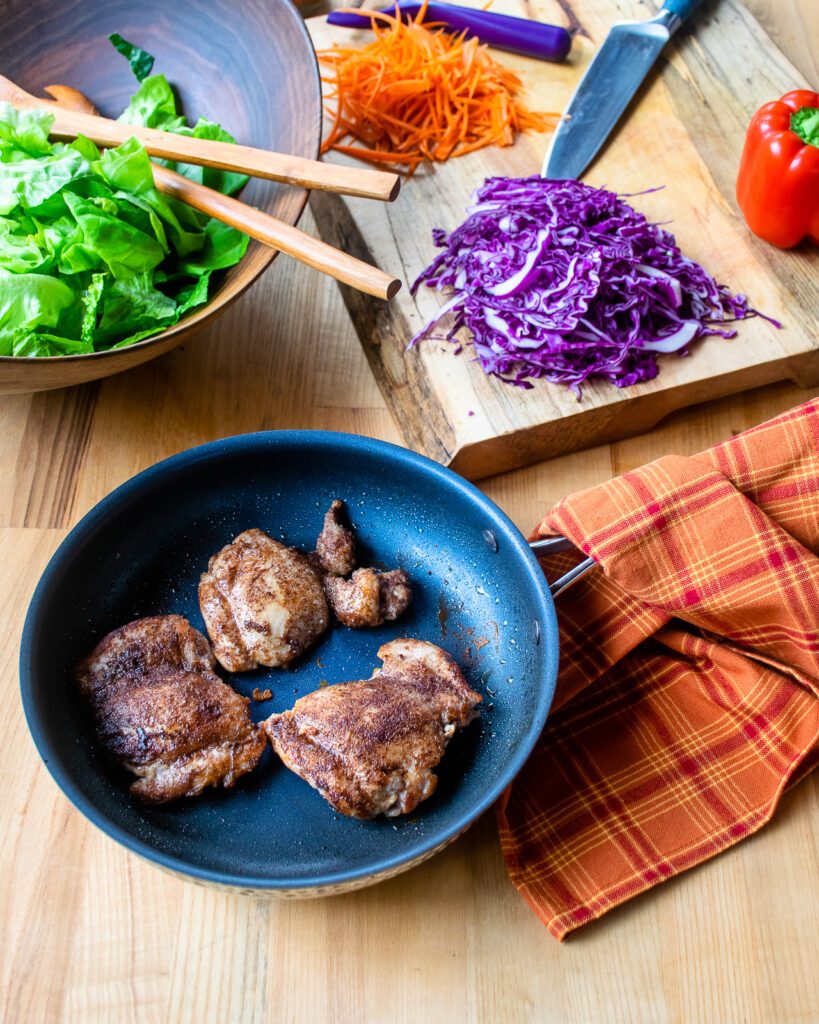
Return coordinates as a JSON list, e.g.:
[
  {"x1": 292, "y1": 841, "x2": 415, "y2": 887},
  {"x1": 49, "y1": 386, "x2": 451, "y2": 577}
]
[
  {"x1": 19, "y1": 431, "x2": 559, "y2": 890},
  {"x1": 0, "y1": 0, "x2": 322, "y2": 368}
]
